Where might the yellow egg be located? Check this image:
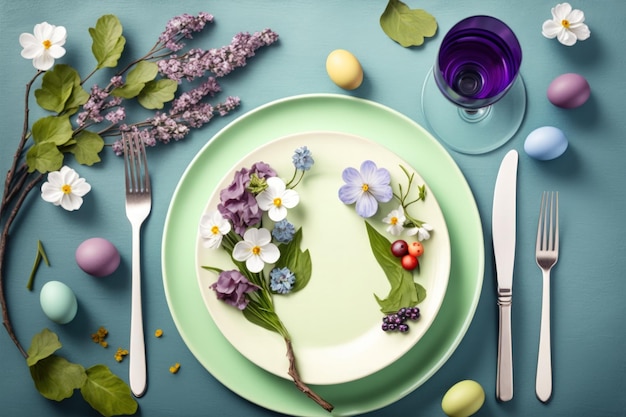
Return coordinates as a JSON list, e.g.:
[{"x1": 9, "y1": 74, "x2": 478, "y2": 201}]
[
  {"x1": 325, "y1": 49, "x2": 363, "y2": 90},
  {"x1": 441, "y1": 380, "x2": 485, "y2": 417}
]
